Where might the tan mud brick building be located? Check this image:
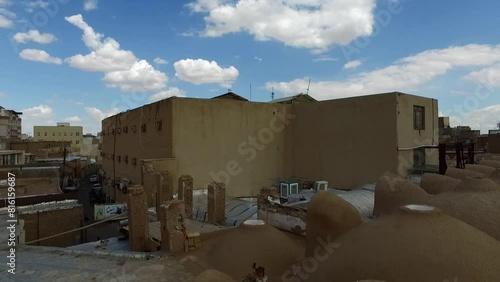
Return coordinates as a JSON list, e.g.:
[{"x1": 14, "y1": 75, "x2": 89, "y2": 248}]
[{"x1": 100, "y1": 91, "x2": 438, "y2": 200}]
